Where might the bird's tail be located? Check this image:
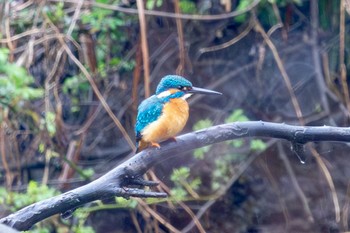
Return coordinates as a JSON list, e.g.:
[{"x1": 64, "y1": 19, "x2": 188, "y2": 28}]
[{"x1": 135, "y1": 139, "x2": 148, "y2": 153}]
